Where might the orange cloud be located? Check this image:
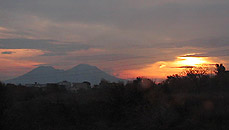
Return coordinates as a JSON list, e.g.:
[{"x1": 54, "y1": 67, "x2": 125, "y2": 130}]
[
  {"x1": 119, "y1": 54, "x2": 217, "y2": 79},
  {"x1": 0, "y1": 27, "x2": 10, "y2": 32},
  {"x1": 0, "y1": 49, "x2": 45, "y2": 80},
  {"x1": 0, "y1": 49, "x2": 45, "y2": 58}
]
